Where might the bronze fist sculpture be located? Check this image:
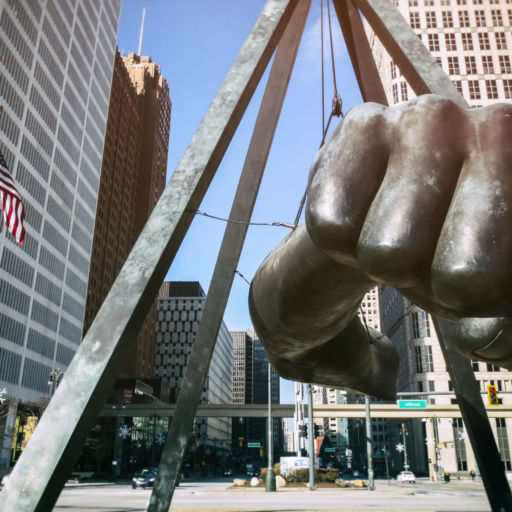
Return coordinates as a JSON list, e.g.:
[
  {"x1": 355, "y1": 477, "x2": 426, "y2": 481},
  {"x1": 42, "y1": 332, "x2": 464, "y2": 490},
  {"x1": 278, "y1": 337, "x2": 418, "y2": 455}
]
[{"x1": 249, "y1": 95, "x2": 512, "y2": 400}]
